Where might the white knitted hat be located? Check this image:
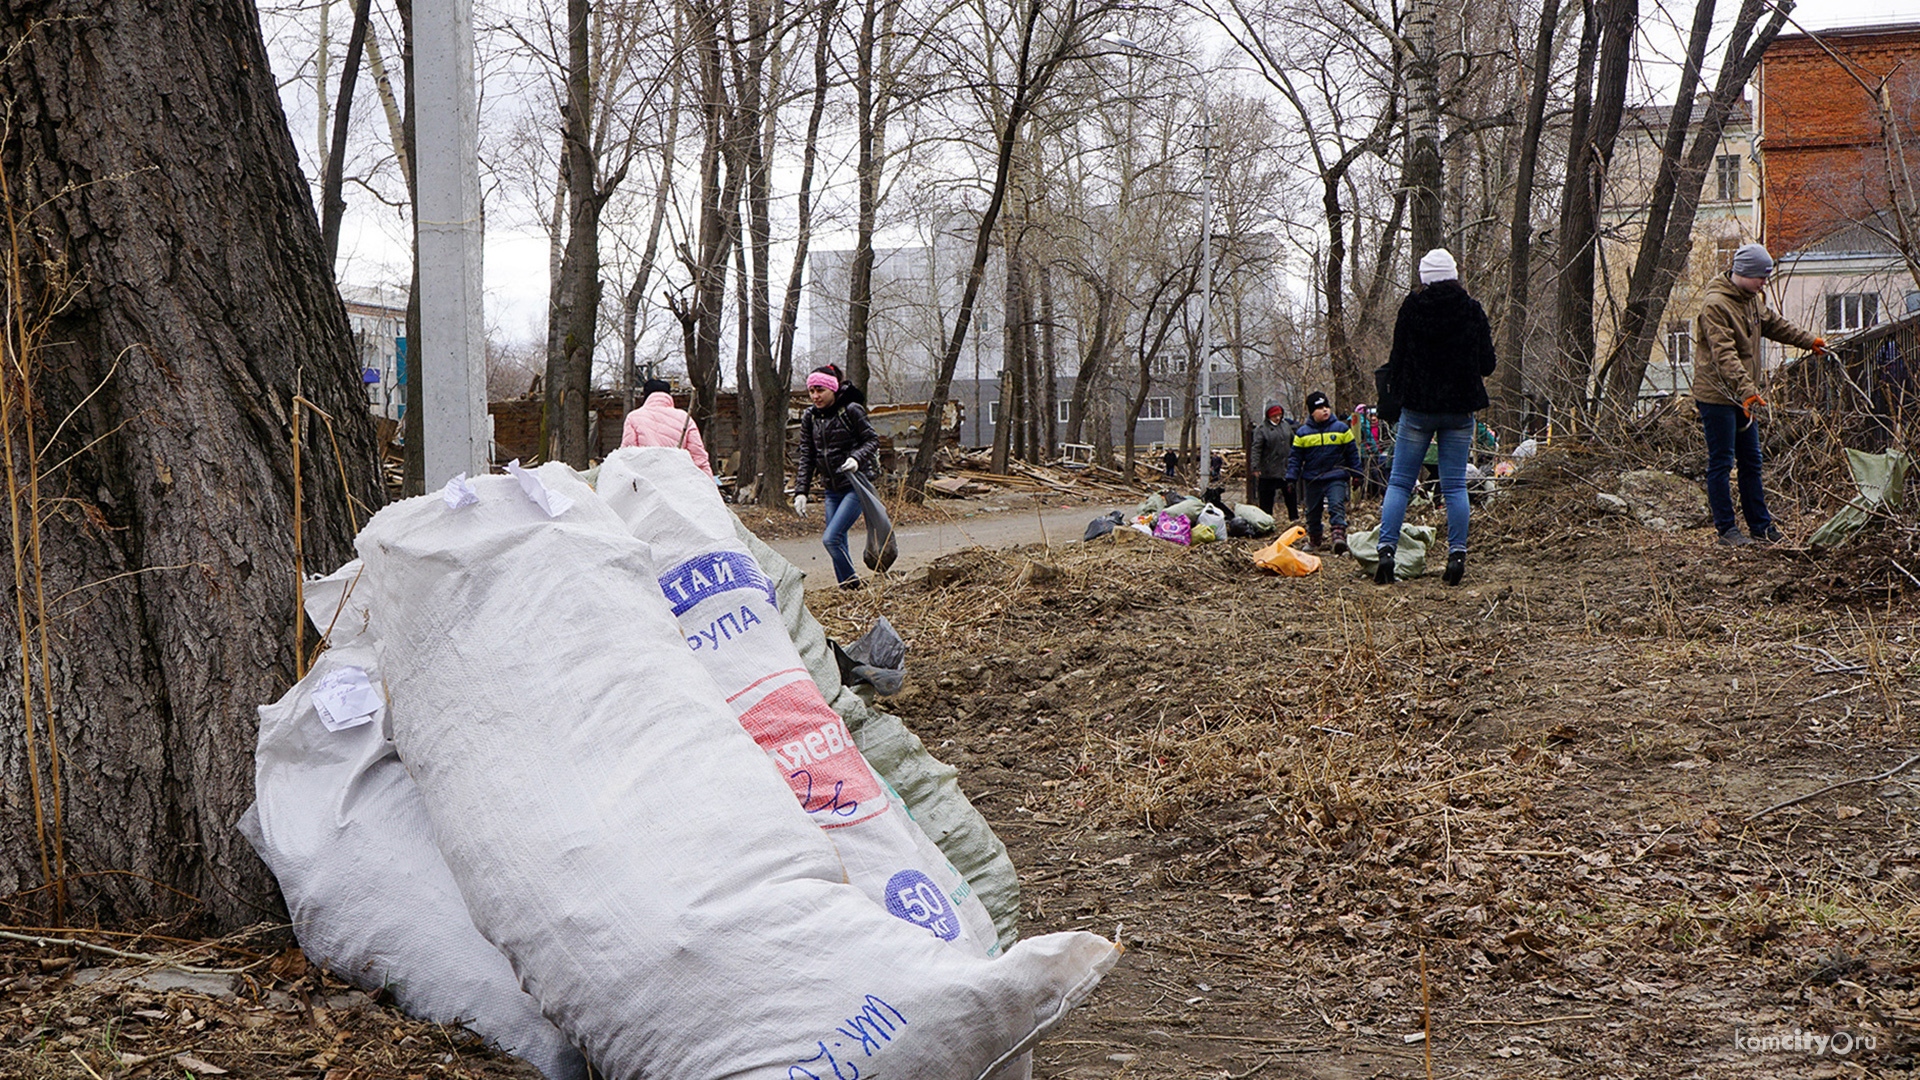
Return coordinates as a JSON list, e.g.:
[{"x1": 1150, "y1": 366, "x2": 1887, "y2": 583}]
[{"x1": 1418, "y1": 248, "x2": 1458, "y2": 284}]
